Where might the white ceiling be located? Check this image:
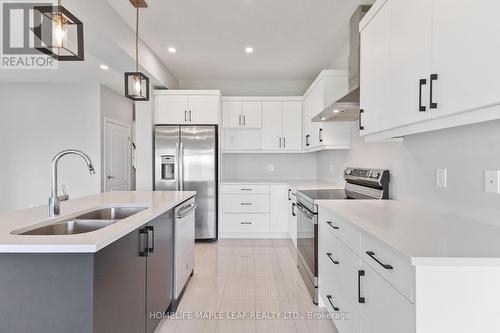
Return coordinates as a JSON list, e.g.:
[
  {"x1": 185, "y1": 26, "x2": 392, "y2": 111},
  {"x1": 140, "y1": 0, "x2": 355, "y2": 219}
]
[{"x1": 107, "y1": 0, "x2": 373, "y2": 82}]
